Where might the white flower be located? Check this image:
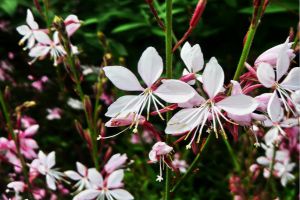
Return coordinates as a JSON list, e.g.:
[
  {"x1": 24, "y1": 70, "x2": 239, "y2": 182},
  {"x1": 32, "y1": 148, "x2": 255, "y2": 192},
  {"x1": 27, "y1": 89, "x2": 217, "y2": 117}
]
[
  {"x1": 16, "y1": 9, "x2": 40, "y2": 50},
  {"x1": 263, "y1": 92, "x2": 298, "y2": 146},
  {"x1": 274, "y1": 160, "x2": 295, "y2": 187},
  {"x1": 166, "y1": 57, "x2": 258, "y2": 148},
  {"x1": 65, "y1": 162, "x2": 92, "y2": 192},
  {"x1": 67, "y1": 98, "x2": 84, "y2": 110},
  {"x1": 256, "y1": 38, "x2": 300, "y2": 114},
  {"x1": 103, "y1": 47, "x2": 195, "y2": 132},
  {"x1": 30, "y1": 151, "x2": 64, "y2": 190},
  {"x1": 73, "y1": 169, "x2": 134, "y2": 200},
  {"x1": 104, "y1": 153, "x2": 127, "y2": 174},
  {"x1": 29, "y1": 31, "x2": 66, "y2": 66}
]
